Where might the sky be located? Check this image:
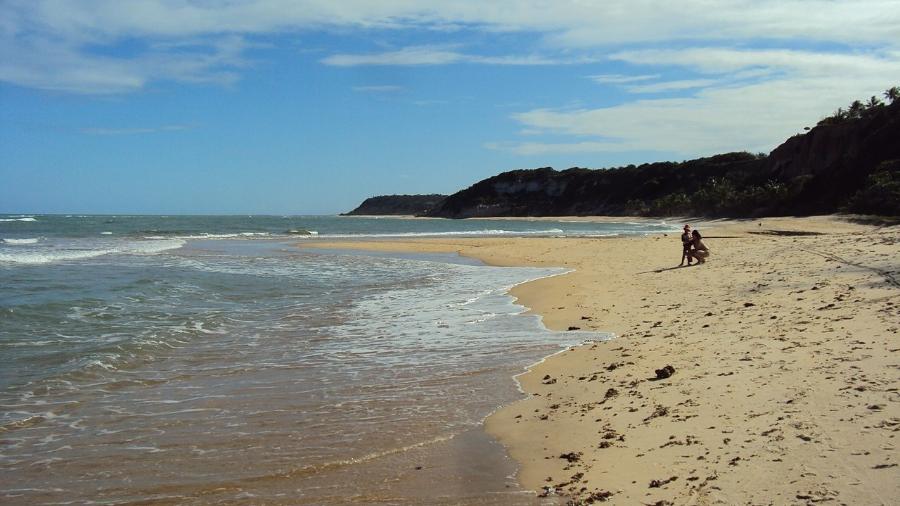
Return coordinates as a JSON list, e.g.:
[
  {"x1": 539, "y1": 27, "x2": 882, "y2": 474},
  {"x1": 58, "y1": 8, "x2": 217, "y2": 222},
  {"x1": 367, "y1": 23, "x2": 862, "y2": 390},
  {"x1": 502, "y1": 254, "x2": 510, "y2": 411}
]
[{"x1": 2, "y1": 1, "x2": 899, "y2": 214}]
